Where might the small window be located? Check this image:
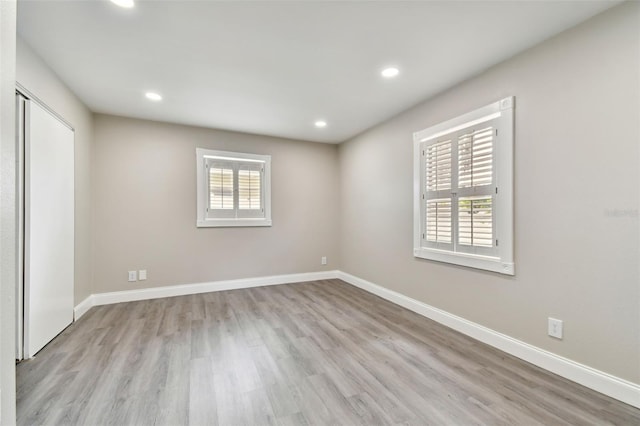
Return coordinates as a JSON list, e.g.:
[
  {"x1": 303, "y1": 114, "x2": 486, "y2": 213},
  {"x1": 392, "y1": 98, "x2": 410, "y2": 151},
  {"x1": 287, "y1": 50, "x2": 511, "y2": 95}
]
[
  {"x1": 413, "y1": 97, "x2": 514, "y2": 275},
  {"x1": 196, "y1": 148, "x2": 271, "y2": 227}
]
